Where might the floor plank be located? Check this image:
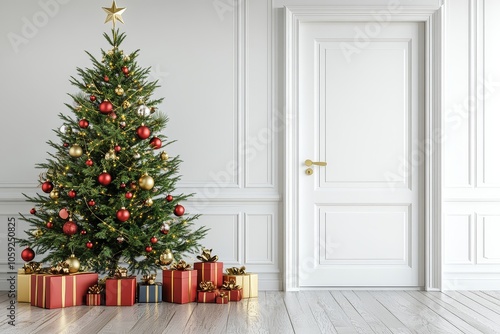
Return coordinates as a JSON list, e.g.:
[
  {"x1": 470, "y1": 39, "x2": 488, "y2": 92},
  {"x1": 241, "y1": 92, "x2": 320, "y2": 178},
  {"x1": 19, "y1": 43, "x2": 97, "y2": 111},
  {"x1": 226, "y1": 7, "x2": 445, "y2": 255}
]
[{"x1": 2, "y1": 291, "x2": 500, "y2": 333}]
